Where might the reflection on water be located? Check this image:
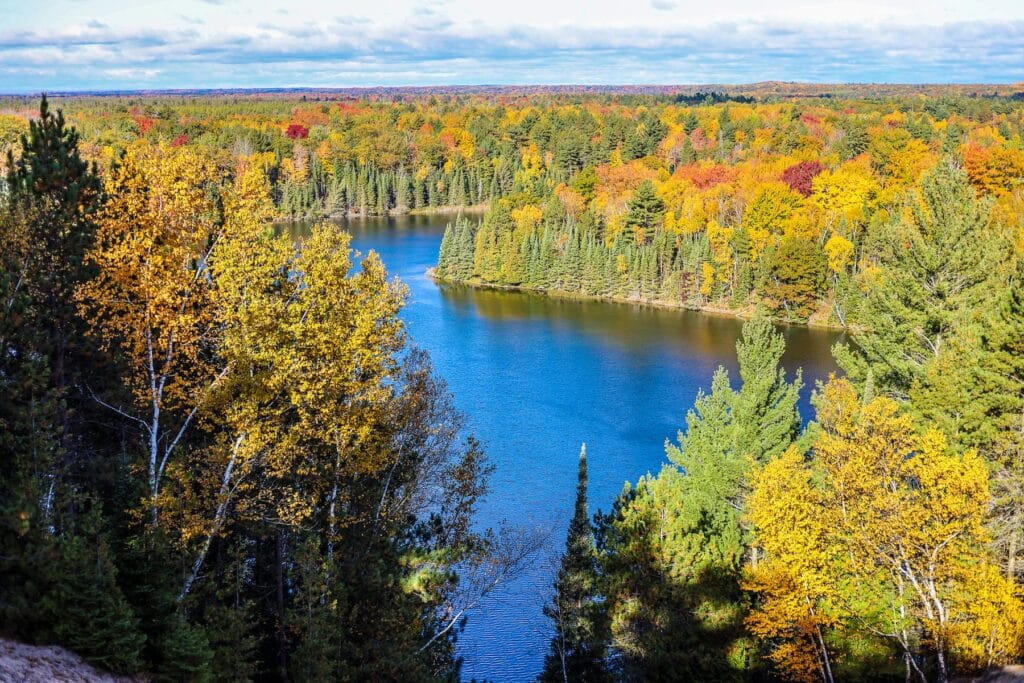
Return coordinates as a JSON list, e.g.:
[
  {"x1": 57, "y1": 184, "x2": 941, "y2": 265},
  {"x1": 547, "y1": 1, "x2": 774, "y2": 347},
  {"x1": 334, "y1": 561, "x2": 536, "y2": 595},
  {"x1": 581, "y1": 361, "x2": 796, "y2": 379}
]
[
  {"x1": 440, "y1": 282, "x2": 842, "y2": 375},
  {"x1": 290, "y1": 215, "x2": 843, "y2": 682}
]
